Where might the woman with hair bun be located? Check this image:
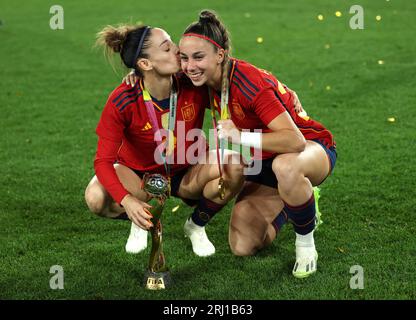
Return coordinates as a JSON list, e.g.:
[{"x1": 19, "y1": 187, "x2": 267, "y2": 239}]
[{"x1": 179, "y1": 10, "x2": 337, "y2": 278}]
